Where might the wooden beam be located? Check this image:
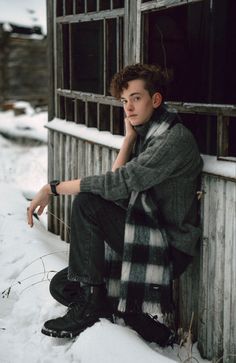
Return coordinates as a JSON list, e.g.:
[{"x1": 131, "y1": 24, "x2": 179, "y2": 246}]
[
  {"x1": 57, "y1": 89, "x2": 122, "y2": 106},
  {"x1": 46, "y1": 0, "x2": 55, "y2": 121},
  {"x1": 140, "y1": 0, "x2": 203, "y2": 12},
  {"x1": 103, "y1": 18, "x2": 107, "y2": 95},
  {"x1": 217, "y1": 115, "x2": 229, "y2": 158},
  {"x1": 166, "y1": 102, "x2": 236, "y2": 117},
  {"x1": 124, "y1": 0, "x2": 139, "y2": 65},
  {"x1": 56, "y1": 8, "x2": 124, "y2": 23}
]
